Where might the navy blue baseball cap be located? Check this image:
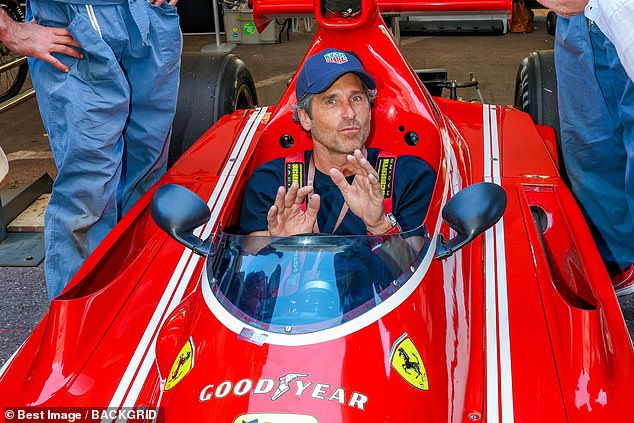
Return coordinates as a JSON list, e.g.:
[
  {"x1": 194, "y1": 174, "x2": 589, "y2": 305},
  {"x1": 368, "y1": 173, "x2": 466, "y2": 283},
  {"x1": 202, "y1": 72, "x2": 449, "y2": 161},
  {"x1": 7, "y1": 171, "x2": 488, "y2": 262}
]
[{"x1": 295, "y1": 48, "x2": 376, "y2": 100}]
